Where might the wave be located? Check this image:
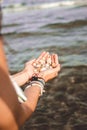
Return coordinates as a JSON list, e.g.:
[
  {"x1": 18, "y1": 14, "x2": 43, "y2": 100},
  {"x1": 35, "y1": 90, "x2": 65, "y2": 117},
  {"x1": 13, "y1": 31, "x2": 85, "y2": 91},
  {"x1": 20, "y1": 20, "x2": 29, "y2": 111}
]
[
  {"x1": 2, "y1": 0, "x2": 87, "y2": 12},
  {"x1": 2, "y1": 19, "x2": 87, "y2": 35},
  {"x1": 43, "y1": 20, "x2": 87, "y2": 29}
]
